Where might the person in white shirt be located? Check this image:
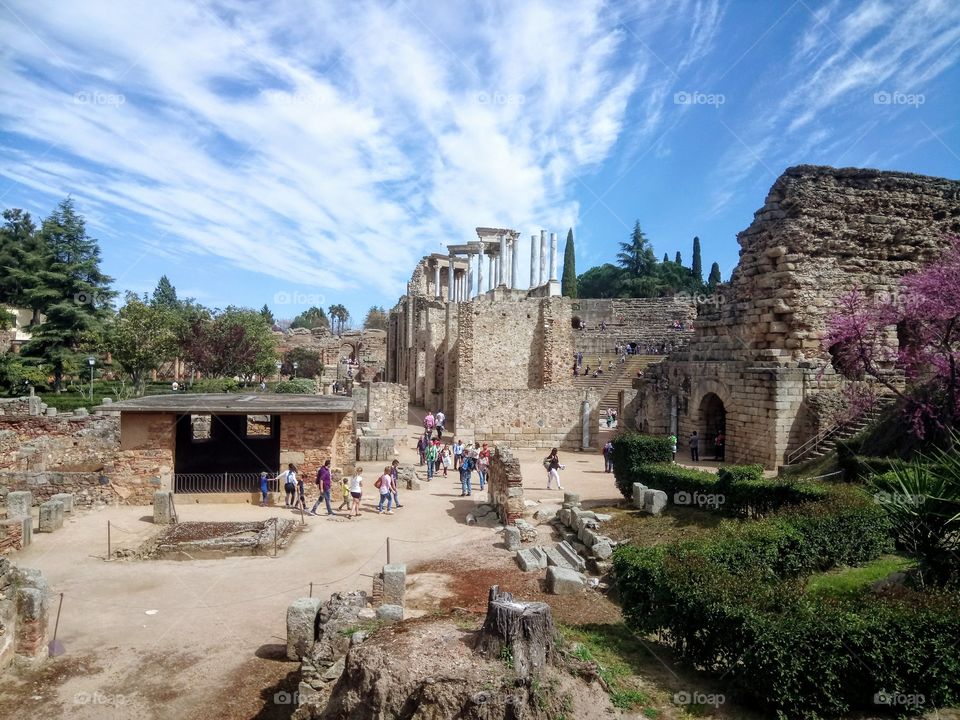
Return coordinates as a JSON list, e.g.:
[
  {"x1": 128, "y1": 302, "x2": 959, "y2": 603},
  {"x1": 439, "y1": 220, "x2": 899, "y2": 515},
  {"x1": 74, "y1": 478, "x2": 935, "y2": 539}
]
[
  {"x1": 348, "y1": 467, "x2": 363, "y2": 518},
  {"x1": 376, "y1": 466, "x2": 394, "y2": 514}
]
